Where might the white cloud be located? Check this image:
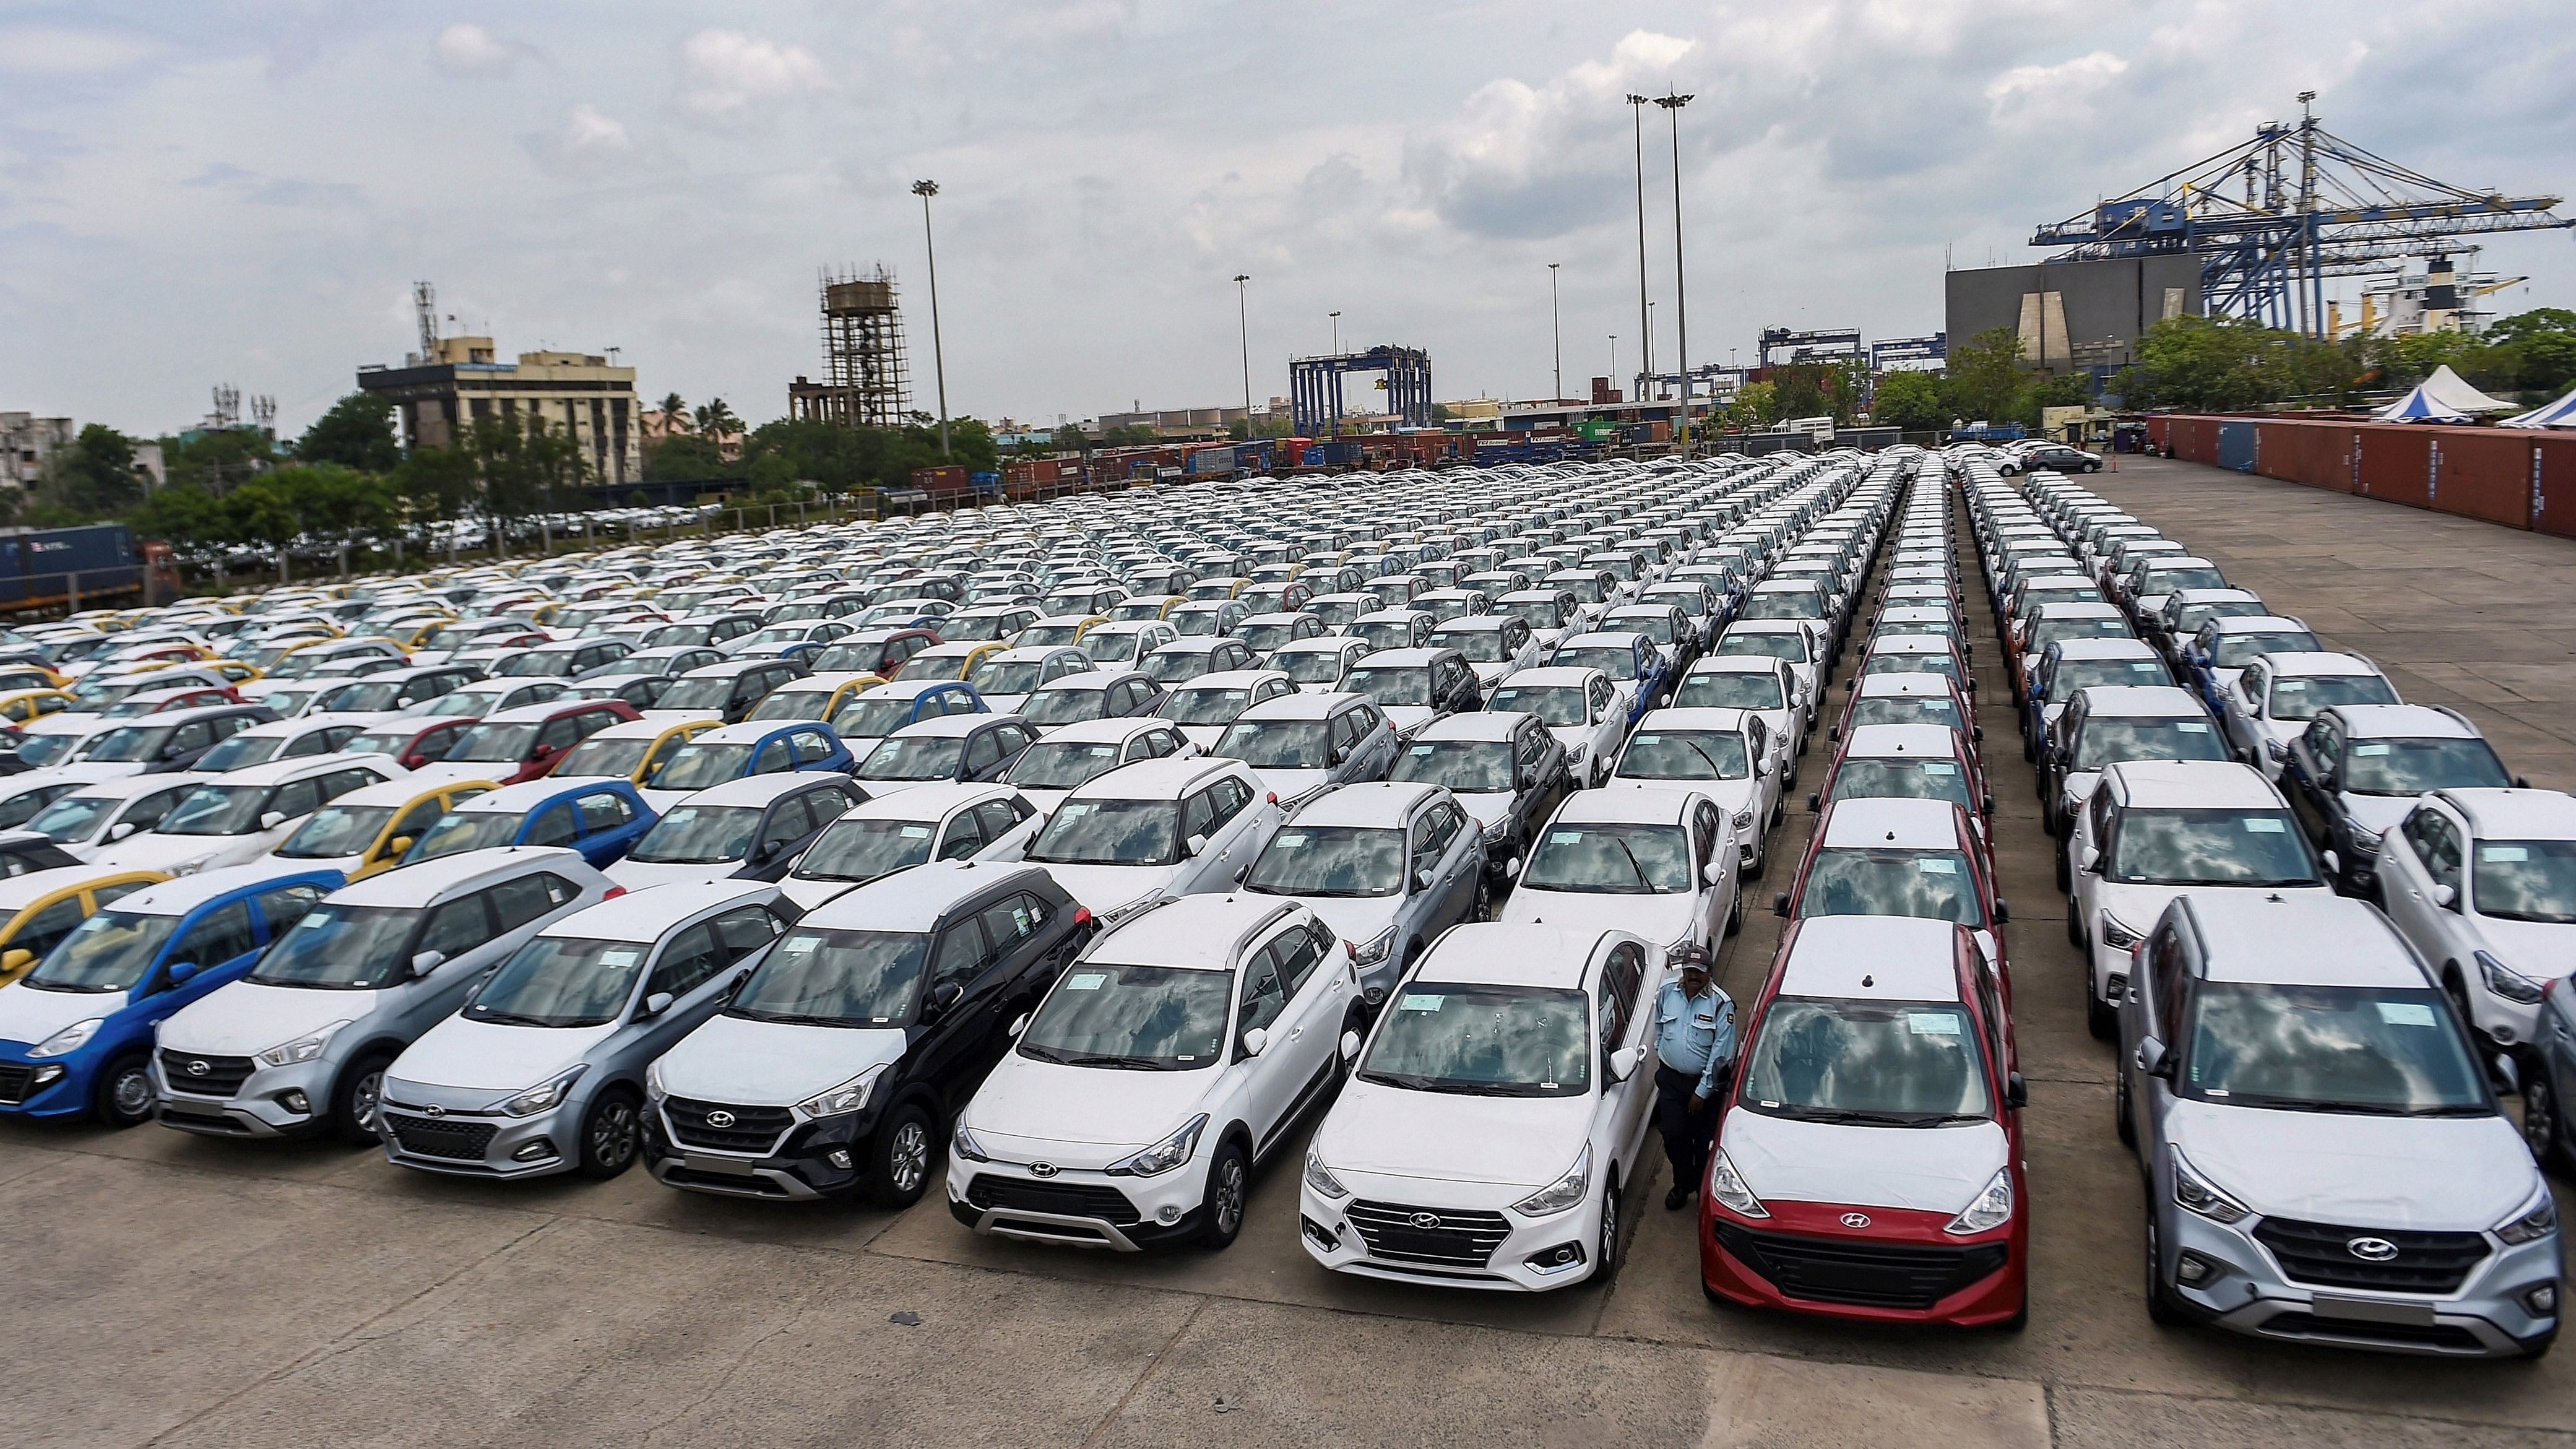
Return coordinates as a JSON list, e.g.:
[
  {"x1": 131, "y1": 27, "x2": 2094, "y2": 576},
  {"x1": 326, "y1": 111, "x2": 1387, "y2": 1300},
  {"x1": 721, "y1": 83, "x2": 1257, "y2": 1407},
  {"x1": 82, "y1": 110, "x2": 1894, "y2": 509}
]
[
  {"x1": 676, "y1": 30, "x2": 829, "y2": 123},
  {"x1": 1986, "y1": 50, "x2": 2130, "y2": 122},
  {"x1": 432, "y1": 23, "x2": 524, "y2": 78},
  {"x1": 521, "y1": 103, "x2": 640, "y2": 175},
  {"x1": 563, "y1": 105, "x2": 631, "y2": 154},
  {"x1": 0, "y1": 25, "x2": 160, "y2": 76}
]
